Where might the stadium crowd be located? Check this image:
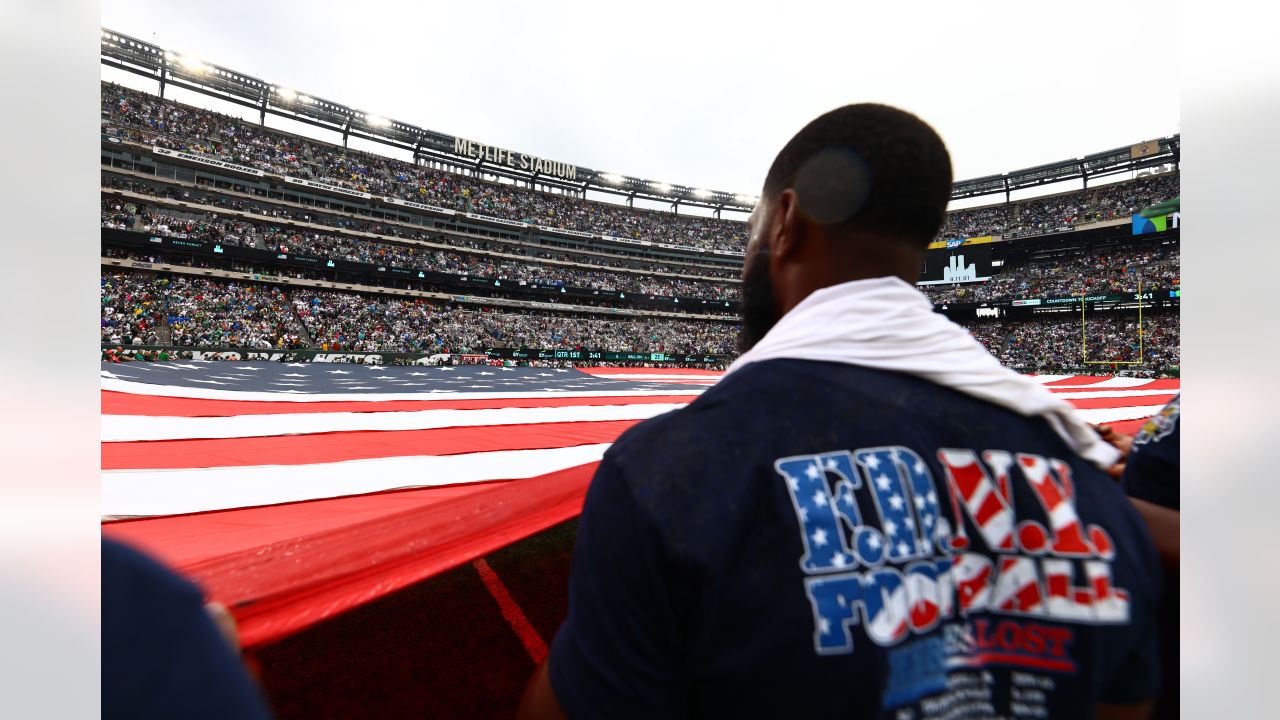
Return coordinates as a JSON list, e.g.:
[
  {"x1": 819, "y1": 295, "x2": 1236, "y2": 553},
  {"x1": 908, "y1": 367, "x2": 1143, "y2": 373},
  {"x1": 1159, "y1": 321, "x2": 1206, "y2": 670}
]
[
  {"x1": 292, "y1": 289, "x2": 735, "y2": 354},
  {"x1": 103, "y1": 83, "x2": 1178, "y2": 253},
  {"x1": 109, "y1": 197, "x2": 1179, "y2": 307},
  {"x1": 923, "y1": 243, "x2": 1180, "y2": 303},
  {"x1": 103, "y1": 84, "x2": 749, "y2": 252},
  {"x1": 104, "y1": 200, "x2": 740, "y2": 301},
  {"x1": 102, "y1": 270, "x2": 1178, "y2": 374},
  {"x1": 968, "y1": 314, "x2": 1180, "y2": 374},
  {"x1": 164, "y1": 276, "x2": 307, "y2": 349},
  {"x1": 100, "y1": 271, "x2": 165, "y2": 345},
  {"x1": 939, "y1": 173, "x2": 1180, "y2": 240},
  {"x1": 101, "y1": 173, "x2": 744, "y2": 280},
  {"x1": 100, "y1": 269, "x2": 737, "y2": 354}
]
